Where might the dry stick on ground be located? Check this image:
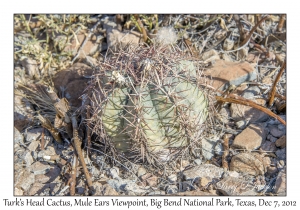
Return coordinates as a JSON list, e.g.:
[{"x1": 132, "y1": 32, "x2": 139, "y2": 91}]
[
  {"x1": 268, "y1": 61, "x2": 286, "y2": 106},
  {"x1": 277, "y1": 14, "x2": 286, "y2": 32},
  {"x1": 239, "y1": 15, "x2": 269, "y2": 47},
  {"x1": 70, "y1": 153, "x2": 78, "y2": 196},
  {"x1": 222, "y1": 134, "x2": 229, "y2": 170},
  {"x1": 71, "y1": 115, "x2": 94, "y2": 192},
  {"x1": 41, "y1": 128, "x2": 45, "y2": 150},
  {"x1": 216, "y1": 95, "x2": 286, "y2": 125}
]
